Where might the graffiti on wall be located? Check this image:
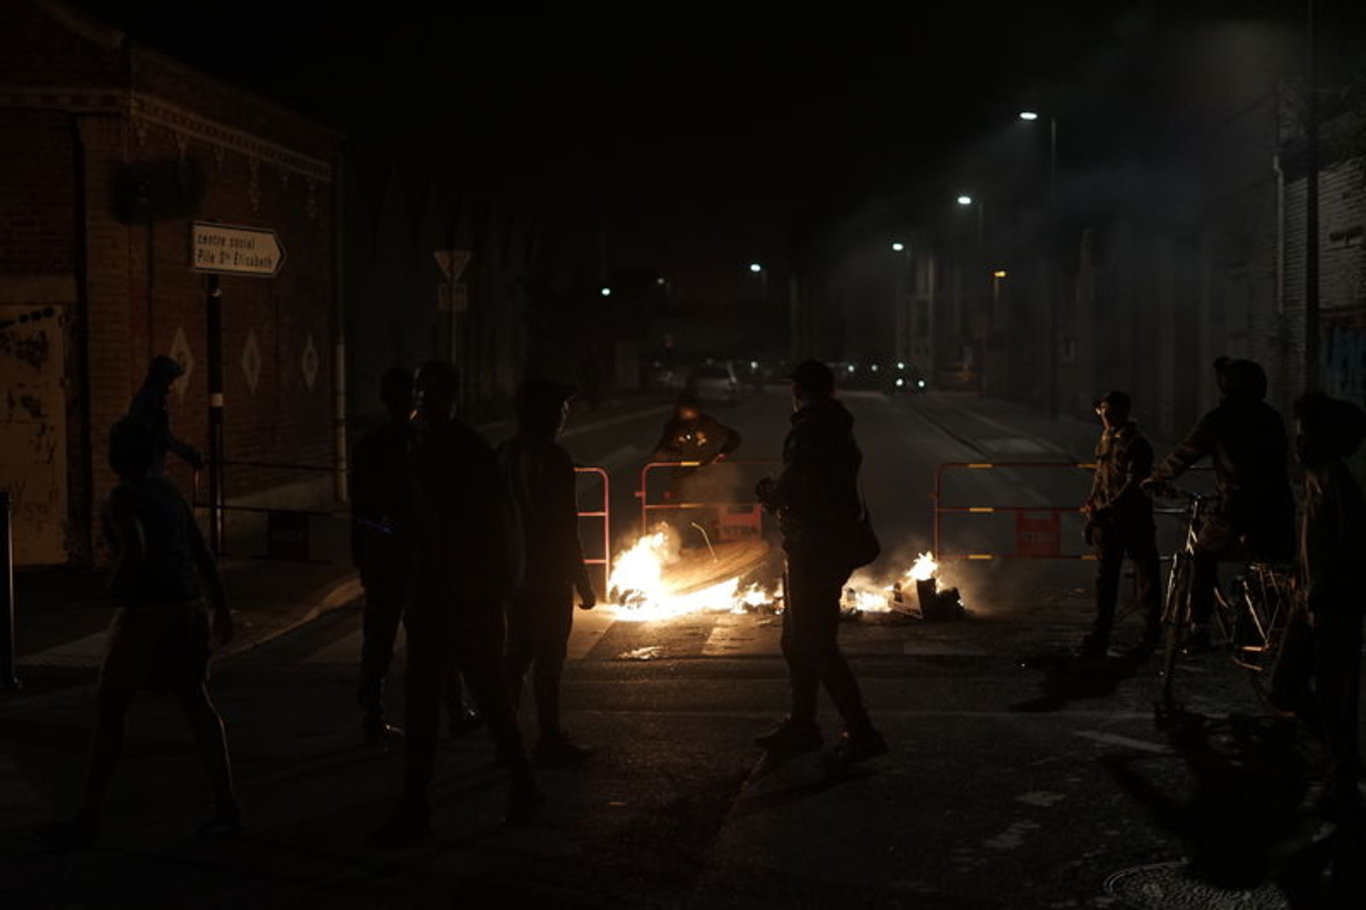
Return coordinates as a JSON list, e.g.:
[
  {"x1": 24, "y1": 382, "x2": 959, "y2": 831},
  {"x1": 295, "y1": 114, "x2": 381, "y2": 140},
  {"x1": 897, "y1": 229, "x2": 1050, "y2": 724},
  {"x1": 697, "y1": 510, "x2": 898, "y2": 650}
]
[
  {"x1": 0, "y1": 305, "x2": 68, "y2": 565},
  {"x1": 1324, "y1": 314, "x2": 1366, "y2": 404}
]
